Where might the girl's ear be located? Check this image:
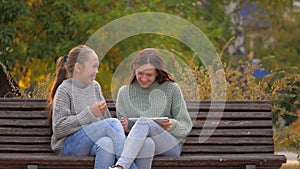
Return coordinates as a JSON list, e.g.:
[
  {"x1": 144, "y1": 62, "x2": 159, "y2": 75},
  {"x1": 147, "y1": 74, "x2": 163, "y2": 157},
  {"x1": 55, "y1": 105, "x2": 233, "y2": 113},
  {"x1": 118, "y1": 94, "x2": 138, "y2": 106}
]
[{"x1": 74, "y1": 62, "x2": 81, "y2": 73}]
